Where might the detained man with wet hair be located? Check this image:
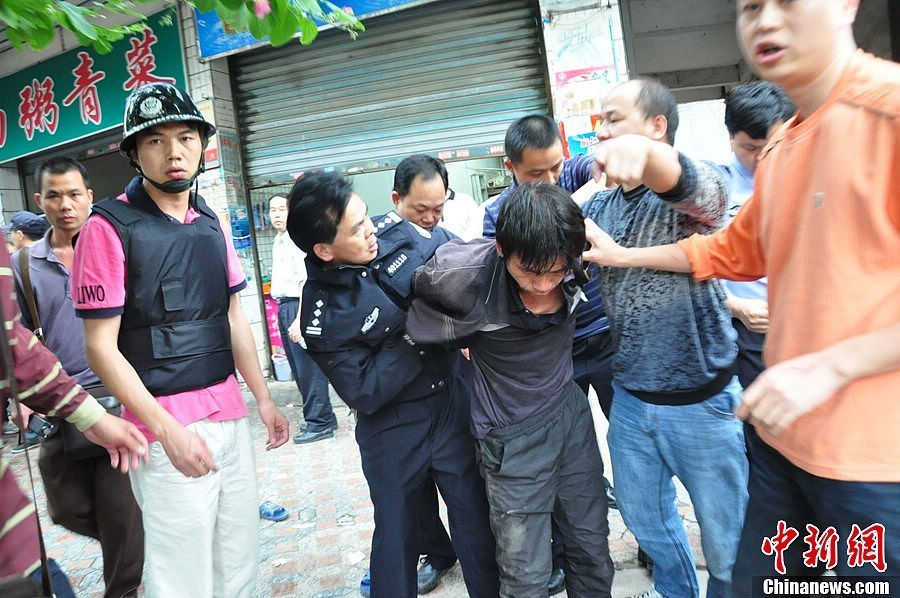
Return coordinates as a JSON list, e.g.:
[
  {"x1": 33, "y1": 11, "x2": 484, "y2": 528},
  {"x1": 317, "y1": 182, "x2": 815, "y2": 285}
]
[{"x1": 407, "y1": 182, "x2": 614, "y2": 597}]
